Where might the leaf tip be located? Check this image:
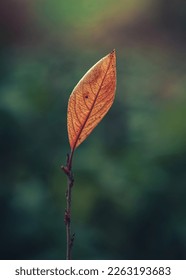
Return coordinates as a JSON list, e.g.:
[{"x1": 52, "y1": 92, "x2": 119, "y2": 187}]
[
  {"x1": 110, "y1": 49, "x2": 116, "y2": 55},
  {"x1": 108, "y1": 49, "x2": 116, "y2": 62}
]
